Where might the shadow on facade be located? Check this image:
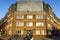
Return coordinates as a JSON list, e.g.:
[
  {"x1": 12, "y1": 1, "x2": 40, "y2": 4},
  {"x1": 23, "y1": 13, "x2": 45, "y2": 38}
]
[{"x1": 47, "y1": 26, "x2": 60, "y2": 40}]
